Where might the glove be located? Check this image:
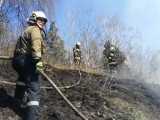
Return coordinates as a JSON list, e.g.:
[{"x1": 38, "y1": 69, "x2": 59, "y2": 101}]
[{"x1": 36, "y1": 61, "x2": 43, "y2": 73}]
